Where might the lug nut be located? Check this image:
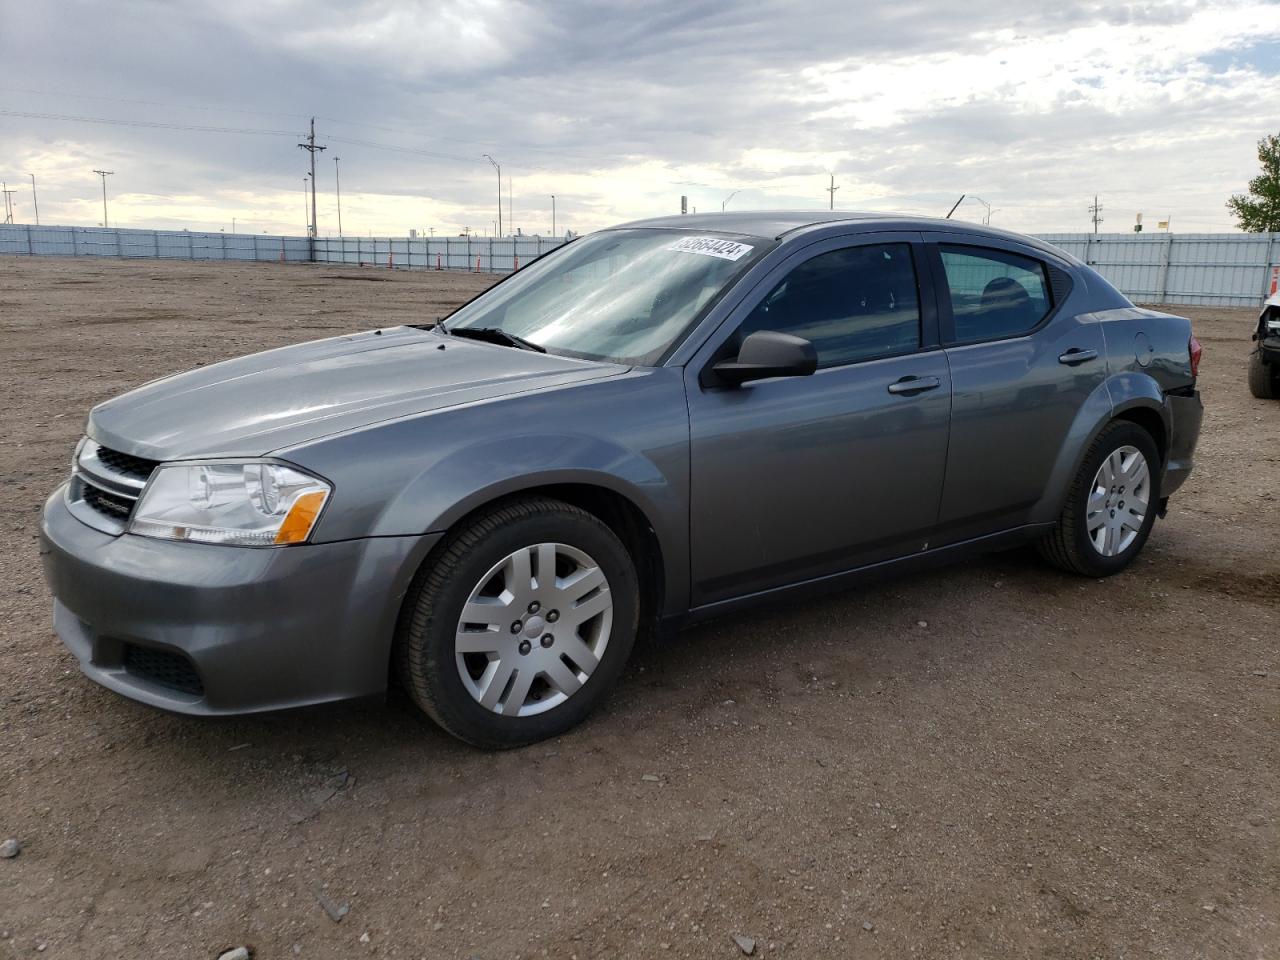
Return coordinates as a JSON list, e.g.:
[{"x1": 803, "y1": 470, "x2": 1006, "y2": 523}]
[
  {"x1": 528, "y1": 601, "x2": 541, "y2": 614},
  {"x1": 510, "y1": 621, "x2": 523, "y2": 634},
  {"x1": 540, "y1": 634, "x2": 554, "y2": 648},
  {"x1": 518, "y1": 640, "x2": 532, "y2": 655},
  {"x1": 546, "y1": 610, "x2": 559, "y2": 623}
]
